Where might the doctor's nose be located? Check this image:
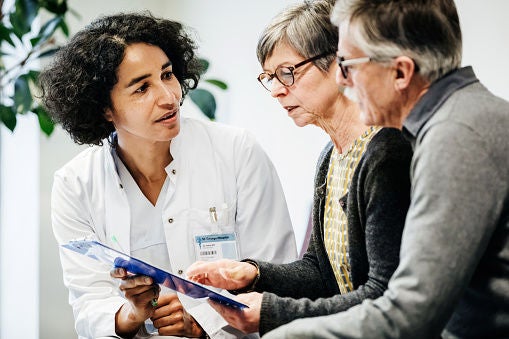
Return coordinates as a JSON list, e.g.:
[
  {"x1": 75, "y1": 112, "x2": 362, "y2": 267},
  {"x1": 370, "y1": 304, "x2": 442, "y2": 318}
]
[{"x1": 156, "y1": 83, "x2": 180, "y2": 106}]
